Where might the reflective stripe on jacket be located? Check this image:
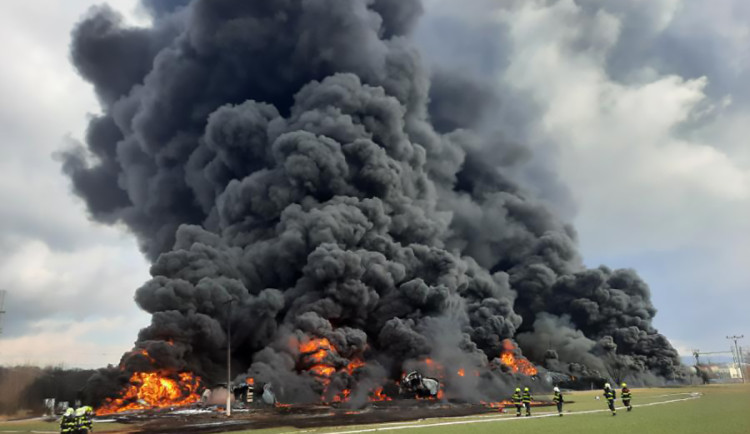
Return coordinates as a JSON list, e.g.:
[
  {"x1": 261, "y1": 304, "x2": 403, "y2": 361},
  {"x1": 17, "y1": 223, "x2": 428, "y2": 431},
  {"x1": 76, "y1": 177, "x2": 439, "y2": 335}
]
[
  {"x1": 553, "y1": 391, "x2": 563, "y2": 403},
  {"x1": 60, "y1": 415, "x2": 77, "y2": 433}
]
